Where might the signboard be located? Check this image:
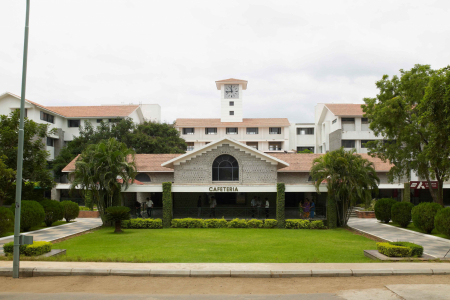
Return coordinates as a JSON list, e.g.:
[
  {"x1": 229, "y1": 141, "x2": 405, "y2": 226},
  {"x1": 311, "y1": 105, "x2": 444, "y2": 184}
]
[
  {"x1": 409, "y1": 181, "x2": 438, "y2": 190},
  {"x1": 209, "y1": 187, "x2": 239, "y2": 192}
]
